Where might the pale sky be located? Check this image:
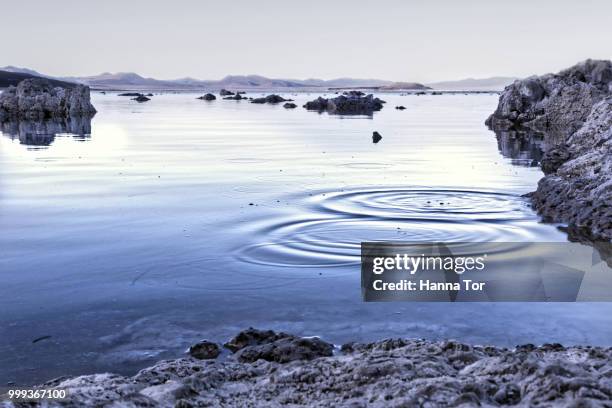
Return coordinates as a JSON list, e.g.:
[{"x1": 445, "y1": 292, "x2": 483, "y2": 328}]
[{"x1": 1, "y1": 0, "x2": 611, "y2": 82}]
